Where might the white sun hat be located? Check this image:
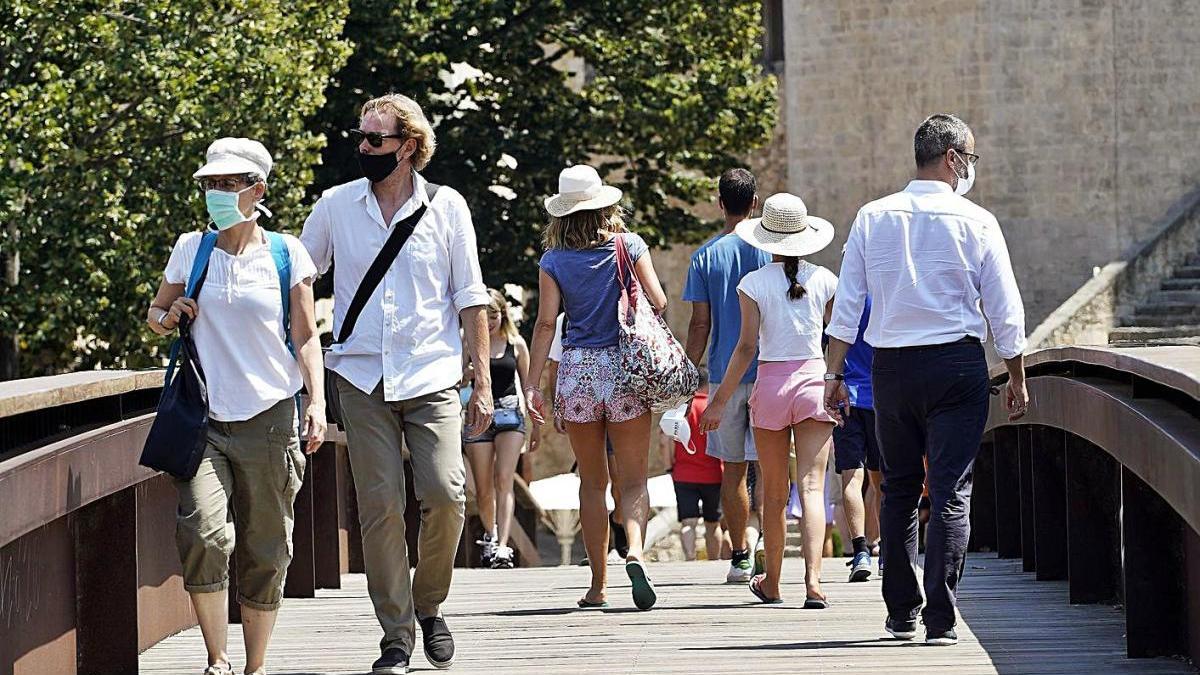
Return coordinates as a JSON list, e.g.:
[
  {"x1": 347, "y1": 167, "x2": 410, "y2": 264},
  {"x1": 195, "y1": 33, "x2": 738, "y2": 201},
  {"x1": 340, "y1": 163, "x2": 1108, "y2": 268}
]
[
  {"x1": 192, "y1": 137, "x2": 273, "y2": 180},
  {"x1": 543, "y1": 164, "x2": 623, "y2": 218},
  {"x1": 735, "y1": 192, "x2": 834, "y2": 257}
]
